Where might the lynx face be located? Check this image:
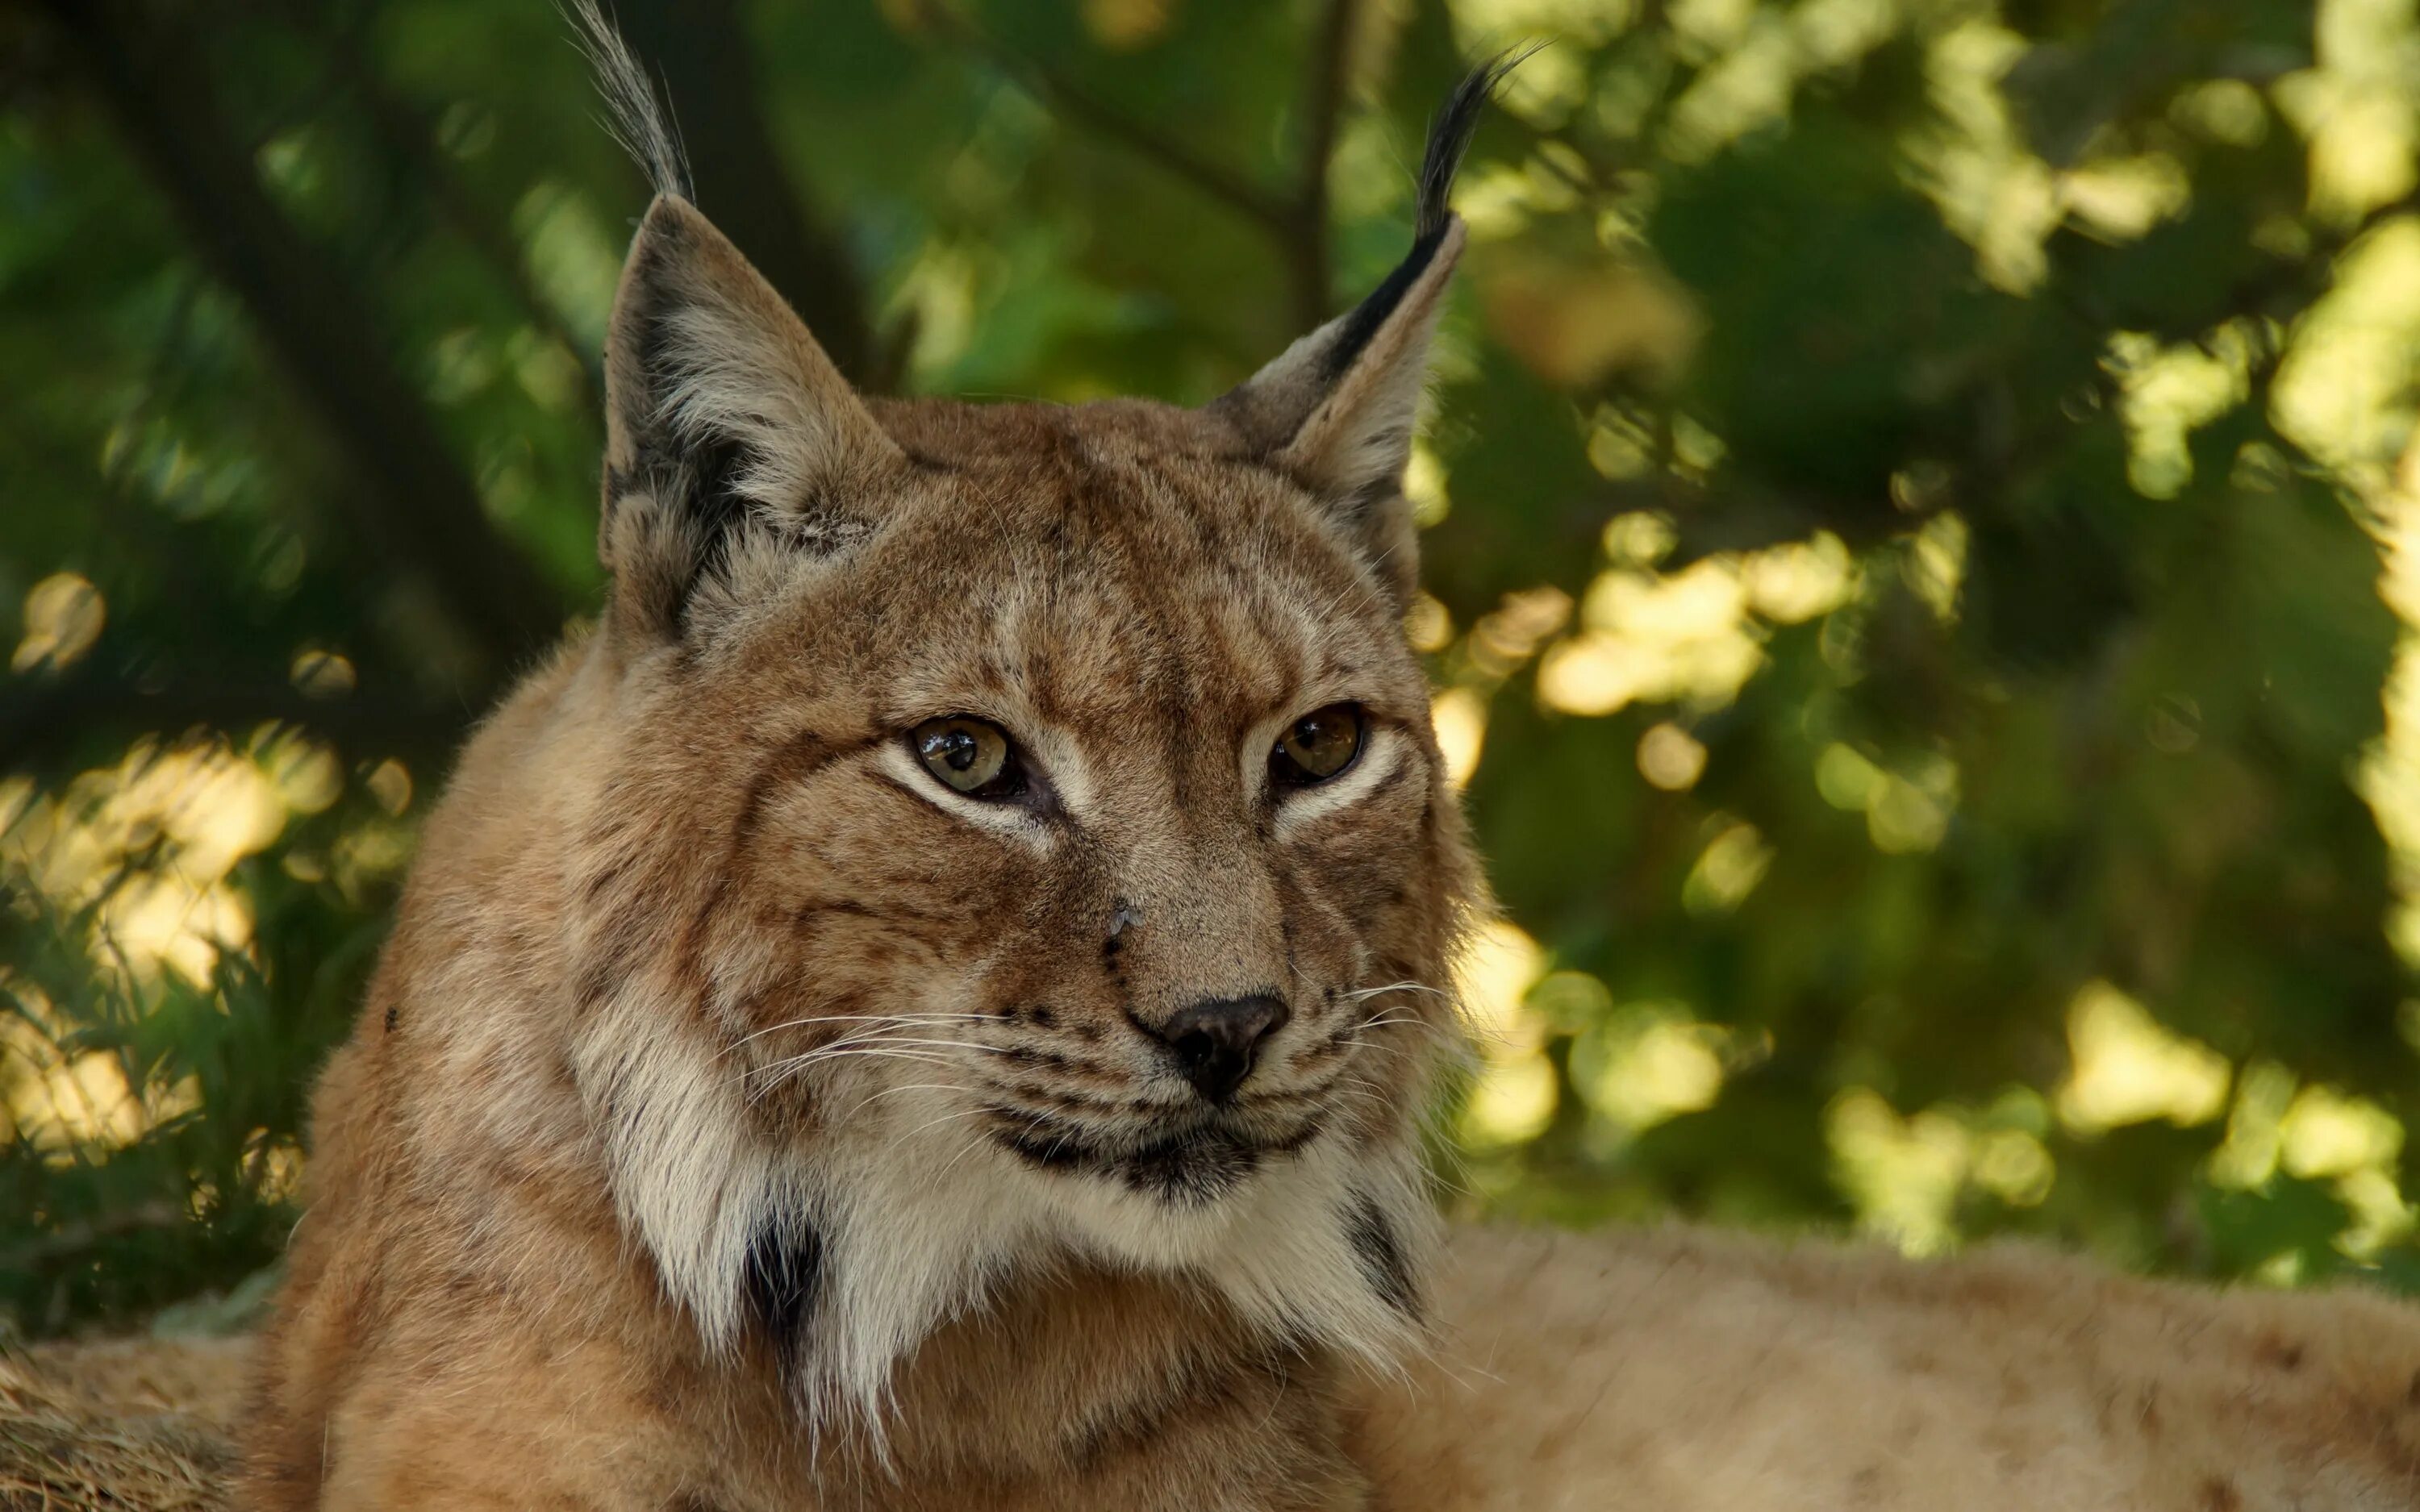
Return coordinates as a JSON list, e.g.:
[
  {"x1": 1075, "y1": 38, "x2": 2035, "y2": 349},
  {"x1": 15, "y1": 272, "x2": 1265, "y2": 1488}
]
[
  {"x1": 699, "y1": 412, "x2": 1450, "y2": 1212},
  {"x1": 559, "y1": 18, "x2": 1497, "y2": 1414}
]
